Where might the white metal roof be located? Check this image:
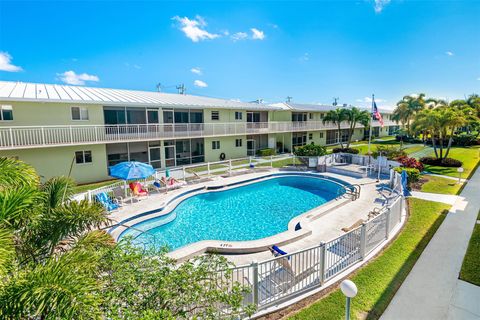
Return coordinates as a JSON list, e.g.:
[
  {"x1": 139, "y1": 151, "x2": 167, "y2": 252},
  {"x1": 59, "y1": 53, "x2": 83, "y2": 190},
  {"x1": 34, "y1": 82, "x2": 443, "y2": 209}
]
[
  {"x1": 272, "y1": 102, "x2": 393, "y2": 114},
  {"x1": 0, "y1": 81, "x2": 280, "y2": 111}
]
